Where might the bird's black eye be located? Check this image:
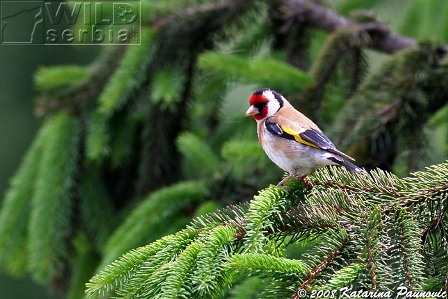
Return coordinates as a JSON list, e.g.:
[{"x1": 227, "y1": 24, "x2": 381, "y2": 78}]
[{"x1": 255, "y1": 102, "x2": 268, "y2": 110}]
